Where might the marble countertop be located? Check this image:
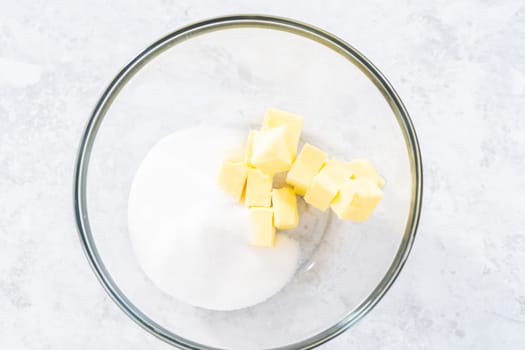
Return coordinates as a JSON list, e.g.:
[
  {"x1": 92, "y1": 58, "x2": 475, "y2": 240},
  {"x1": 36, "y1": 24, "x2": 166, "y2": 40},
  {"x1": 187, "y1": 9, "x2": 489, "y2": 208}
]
[{"x1": 1, "y1": 1, "x2": 524, "y2": 349}]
